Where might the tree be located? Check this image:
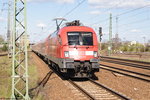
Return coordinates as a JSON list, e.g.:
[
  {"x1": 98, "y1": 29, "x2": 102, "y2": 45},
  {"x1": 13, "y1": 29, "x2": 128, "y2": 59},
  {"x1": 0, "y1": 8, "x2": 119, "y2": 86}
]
[
  {"x1": 1, "y1": 43, "x2": 8, "y2": 51},
  {"x1": 101, "y1": 43, "x2": 108, "y2": 50},
  {"x1": 148, "y1": 40, "x2": 150, "y2": 44},
  {"x1": 0, "y1": 35, "x2": 4, "y2": 43}
]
